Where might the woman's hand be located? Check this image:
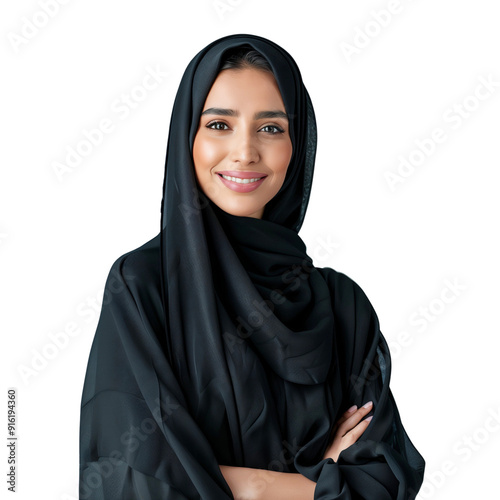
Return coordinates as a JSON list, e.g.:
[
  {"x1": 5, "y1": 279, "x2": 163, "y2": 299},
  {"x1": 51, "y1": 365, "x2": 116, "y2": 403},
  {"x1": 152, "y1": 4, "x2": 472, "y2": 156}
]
[{"x1": 322, "y1": 401, "x2": 373, "y2": 462}]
